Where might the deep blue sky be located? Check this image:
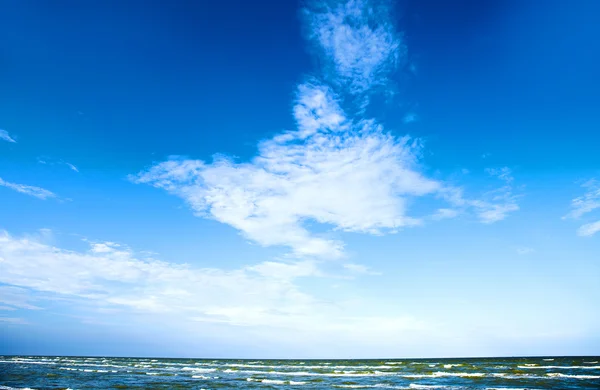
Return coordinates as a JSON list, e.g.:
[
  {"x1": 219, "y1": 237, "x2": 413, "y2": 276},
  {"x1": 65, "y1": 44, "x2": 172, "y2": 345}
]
[{"x1": 1, "y1": 0, "x2": 599, "y2": 358}]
